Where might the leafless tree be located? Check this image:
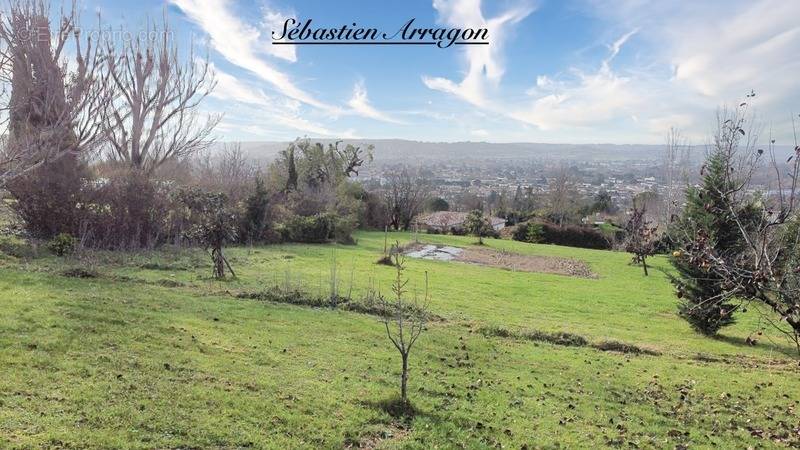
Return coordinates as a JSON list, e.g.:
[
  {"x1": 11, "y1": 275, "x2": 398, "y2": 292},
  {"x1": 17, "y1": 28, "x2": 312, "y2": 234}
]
[
  {"x1": 0, "y1": 0, "x2": 110, "y2": 187},
  {"x1": 194, "y1": 143, "x2": 257, "y2": 201},
  {"x1": 547, "y1": 165, "x2": 577, "y2": 227},
  {"x1": 384, "y1": 167, "x2": 430, "y2": 230},
  {"x1": 661, "y1": 127, "x2": 692, "y2": 227},
  {"x1": 102, "y1": 14, "x2": 219, "y2": 173},
  {"x1": 381, "y1": 245, "x2": 429, "y2": 405},
  {"x1": 624, "y1": 203, "x2": 658, "y2": 276},
  {"x1": 677, "y1": 96, "x2": 800, "y2": 356}
]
